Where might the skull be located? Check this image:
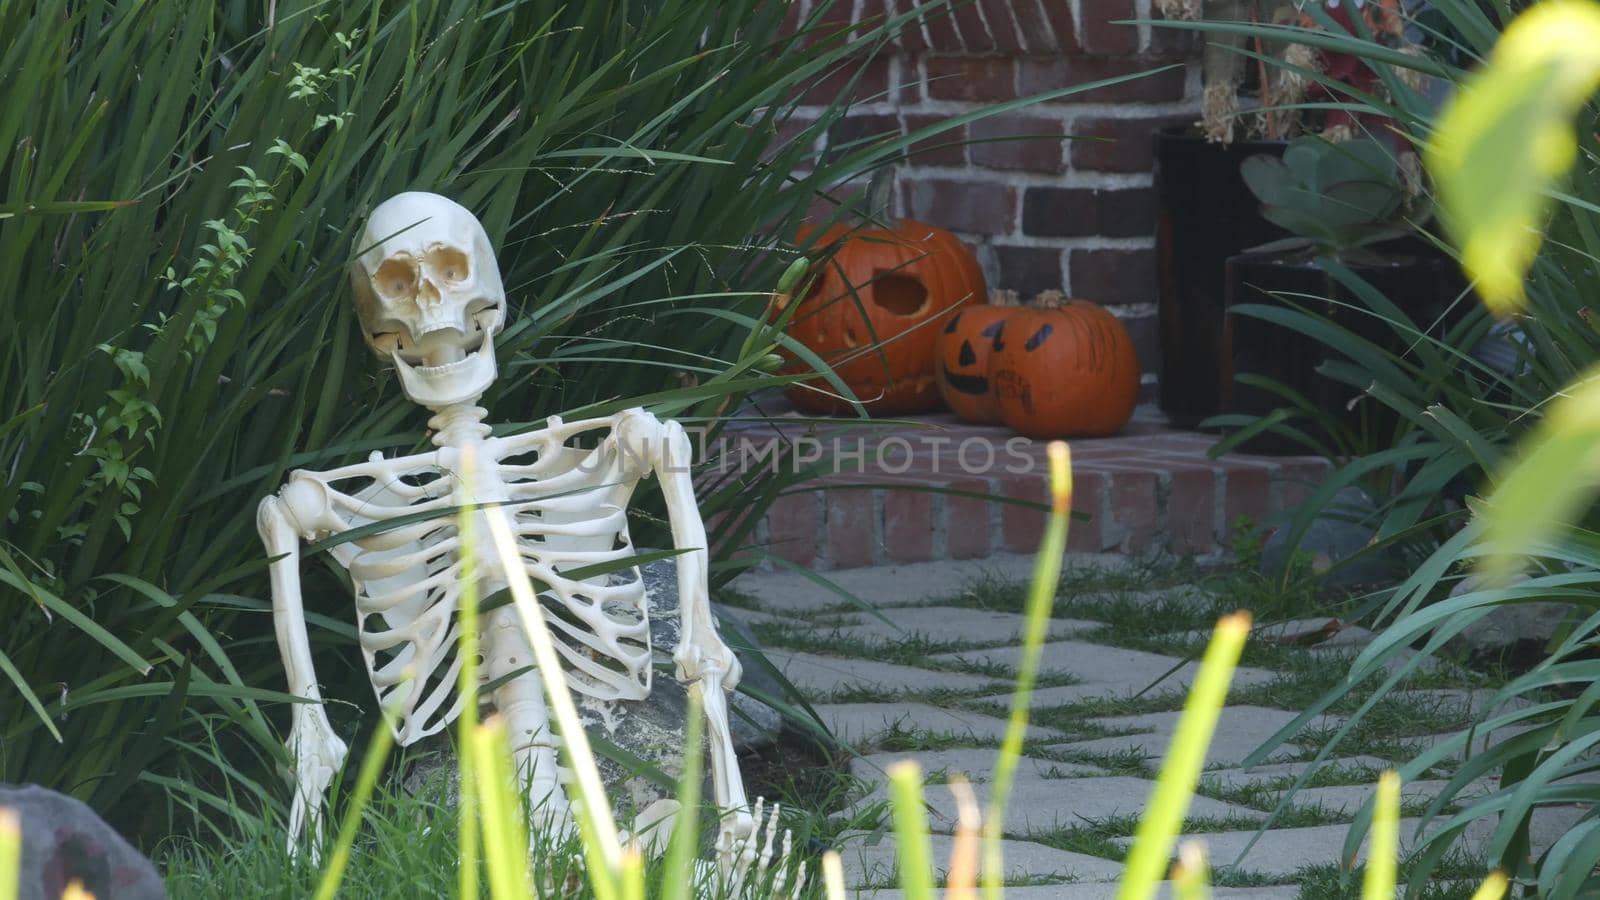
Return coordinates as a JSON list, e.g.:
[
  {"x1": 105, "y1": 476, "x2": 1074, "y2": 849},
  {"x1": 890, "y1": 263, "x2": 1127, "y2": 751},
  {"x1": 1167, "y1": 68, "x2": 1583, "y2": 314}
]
[{"x1": 351, "y1": 192, "x2": 506, "y2": 408}]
